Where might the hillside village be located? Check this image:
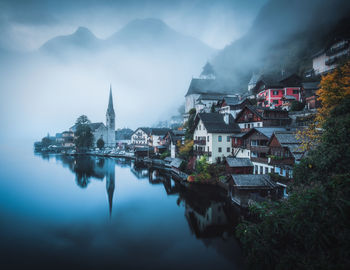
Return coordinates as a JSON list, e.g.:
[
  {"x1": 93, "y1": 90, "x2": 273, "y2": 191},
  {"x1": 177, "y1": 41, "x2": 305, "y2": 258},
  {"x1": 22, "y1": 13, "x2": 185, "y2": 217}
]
[{"x1": 35, "y1": 36, "x2": 350, "y2": 208}]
